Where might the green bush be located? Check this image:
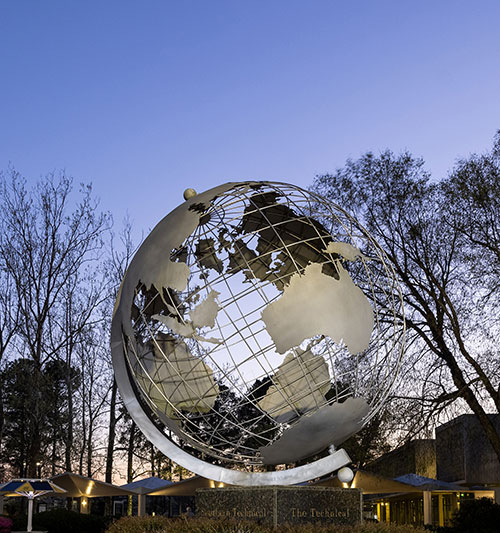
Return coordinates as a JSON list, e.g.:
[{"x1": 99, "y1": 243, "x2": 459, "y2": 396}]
[
  {"x1": 451, "y1": 497, "x2": 500, "y2": 533},
  {"x1": 12, "y1": 508, "x2": 107, "y2": 533},
  {"x1": 277, "y1": 523, "x2": 426, "y2": 533},
  {"x1": 107, "y1": 517, "x2": 273, "y2": 533},
  {"x1": 167, "y1": 519, "x2": 270, "y2": 533},
  {"x1": 0, "y1": 515, "x2": 13, "y2": 533},
  {"x1": 106, "y1": 515, "x2": 170, "y2": 533},
  {"x1": 106, "y1": 517, "x2": 427, "y2": 533}
]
